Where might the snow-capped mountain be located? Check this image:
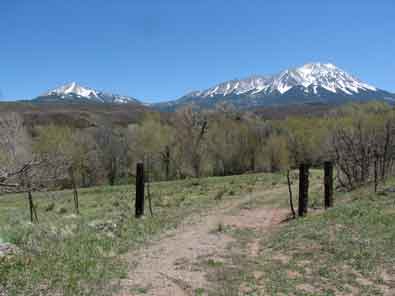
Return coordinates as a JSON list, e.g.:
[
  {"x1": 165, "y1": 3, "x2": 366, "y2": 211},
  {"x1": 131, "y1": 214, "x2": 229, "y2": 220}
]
[
  {"x1": 35, "y1": 82, "x2": 140, "y2": 104},
  {"x1": 156, "y1": 63, "x2": 395, "y2": 110}
]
